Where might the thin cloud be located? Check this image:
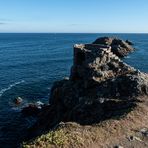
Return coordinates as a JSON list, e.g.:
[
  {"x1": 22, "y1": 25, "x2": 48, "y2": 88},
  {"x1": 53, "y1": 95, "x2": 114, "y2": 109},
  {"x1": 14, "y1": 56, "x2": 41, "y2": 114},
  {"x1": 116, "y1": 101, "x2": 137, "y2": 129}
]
[
  {"x1": 0, "y1": 18, "x2": 11, "y2": 21},
  {"x1": 0, "y1": 22, "x2": 6, "y2": 25},
  {"x1": 68, "y1": 24, "x2": 86, "y2": 26},
  {"x1": 0, "y1": 18, "x2": 12, "y2": 25},
  {"x1": 69, "y1": 24, "x2": 79, "y2": 26}
]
